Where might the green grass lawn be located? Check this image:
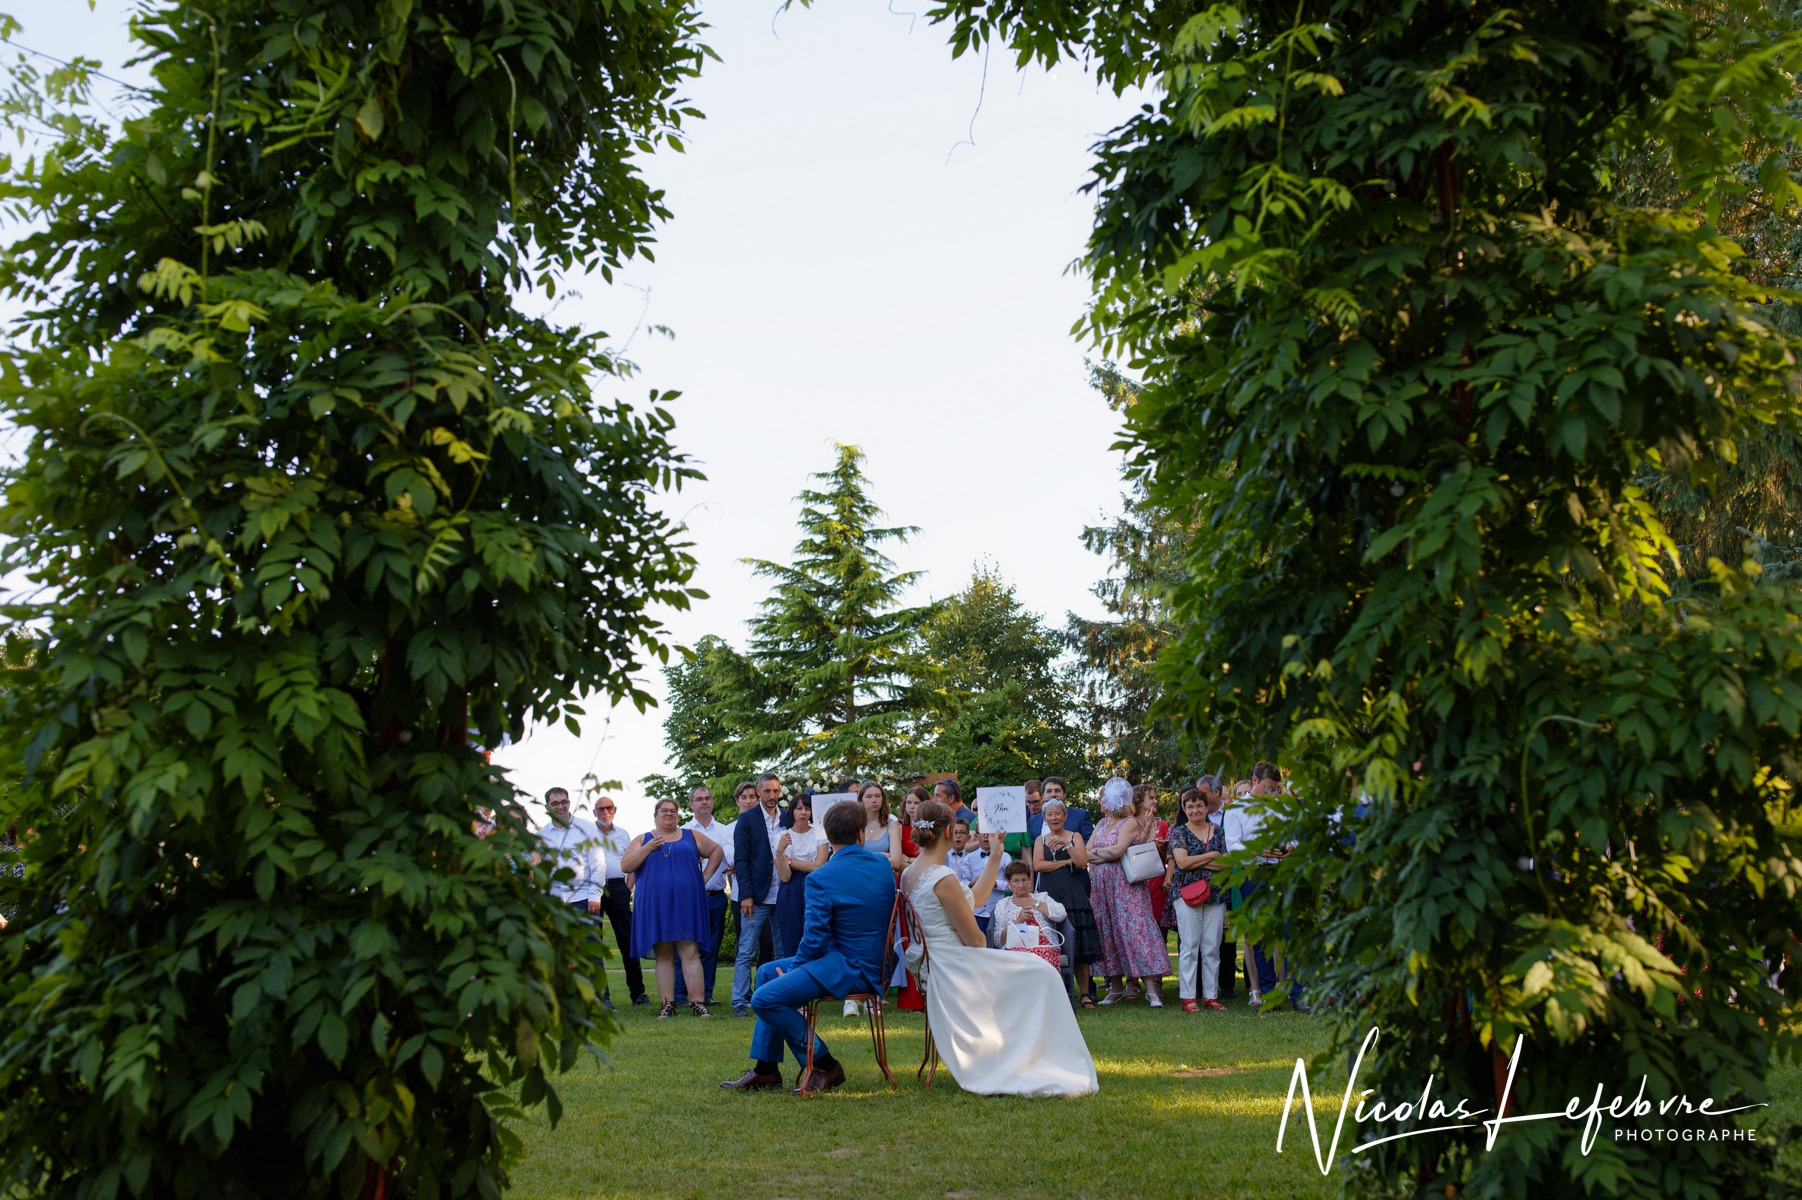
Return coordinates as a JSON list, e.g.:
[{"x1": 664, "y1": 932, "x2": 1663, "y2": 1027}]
[
  {"x1": 505, "y1": 942, "x2": 1802, "y2": 1200},
  {"x1": 509, "y1": 972, "x2": 1351, "y2": 1200}
]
